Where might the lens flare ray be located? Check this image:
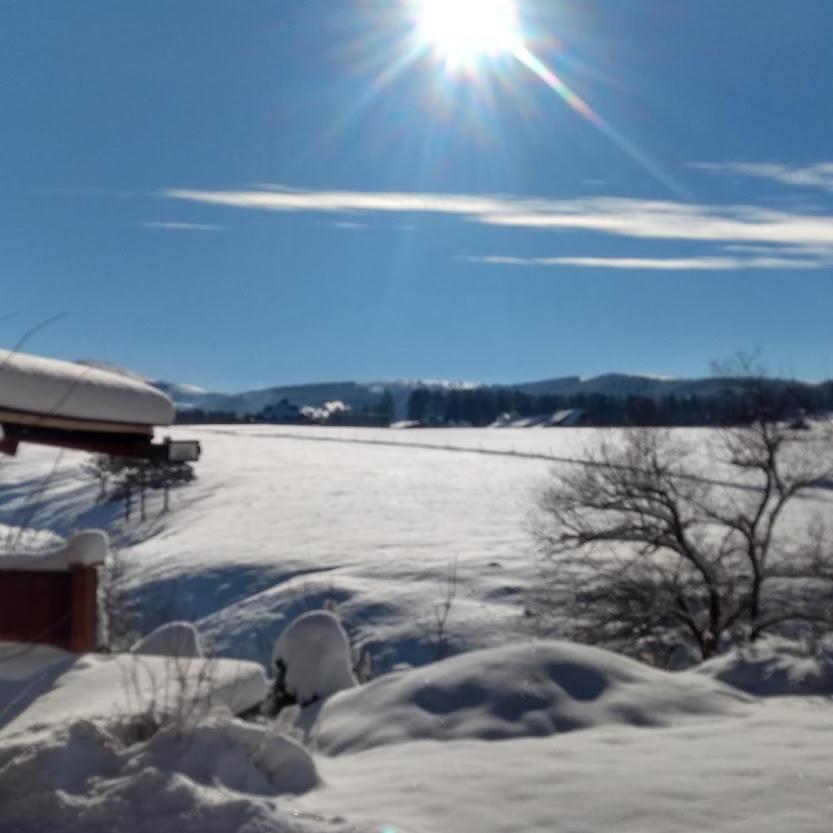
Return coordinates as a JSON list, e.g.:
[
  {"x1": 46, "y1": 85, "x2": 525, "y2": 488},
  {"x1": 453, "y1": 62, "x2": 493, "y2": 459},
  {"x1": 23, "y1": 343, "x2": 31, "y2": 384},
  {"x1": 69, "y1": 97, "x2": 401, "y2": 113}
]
[
  {"x1": 410, "y1": 0, "x2": 683, "y2": 195},
  {"x1": 511, "y1": 44, "x2": 685, "y2": 196}
]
